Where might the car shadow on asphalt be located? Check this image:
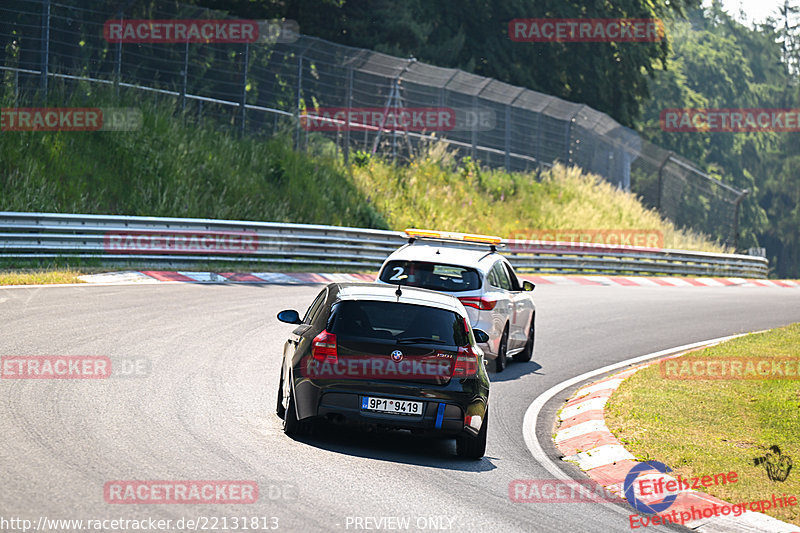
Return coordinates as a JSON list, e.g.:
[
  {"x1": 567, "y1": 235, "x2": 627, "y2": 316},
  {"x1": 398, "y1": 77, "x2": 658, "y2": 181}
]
[
  {"x1": 488, "y1": 360, "x2": 543, "y2": 382},
  {"x1": 291, "y1": 424, "x2": 497, "y2": 472}
]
